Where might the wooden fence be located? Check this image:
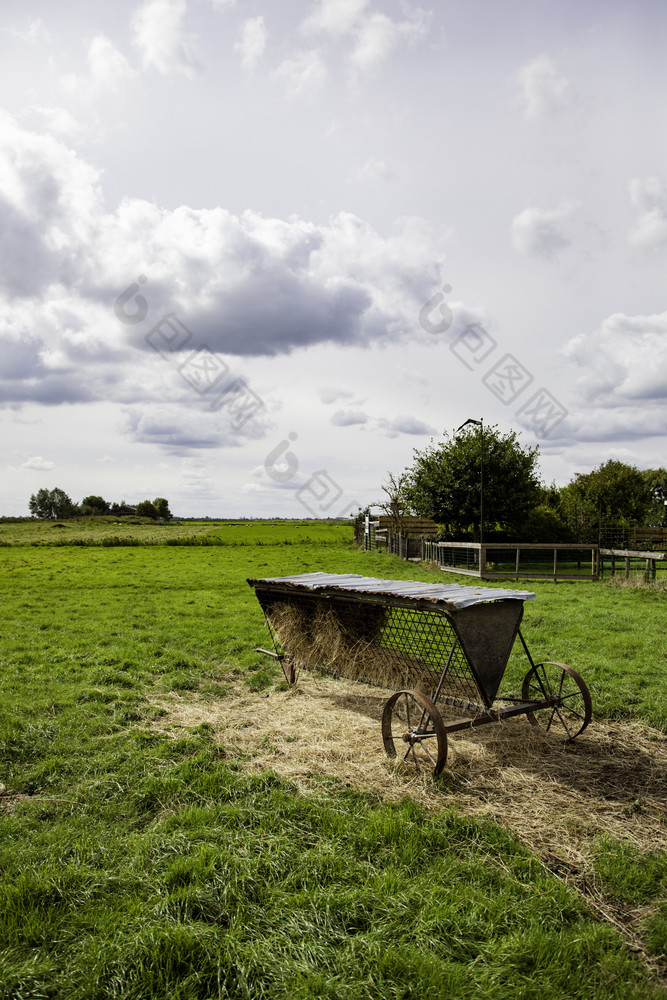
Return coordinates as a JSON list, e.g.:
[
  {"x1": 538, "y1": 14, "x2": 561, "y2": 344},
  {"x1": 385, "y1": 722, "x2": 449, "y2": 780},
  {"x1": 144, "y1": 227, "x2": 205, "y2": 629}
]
[
  {"x1": 358, "y1": 521, "x2": 667, "y2": 583},
  {"x1": 421, "y1": 541, "x2": 599, "y2": 581},
  {"x1": 600, "y1": 548, "x2": 667, "y2": 581}
]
